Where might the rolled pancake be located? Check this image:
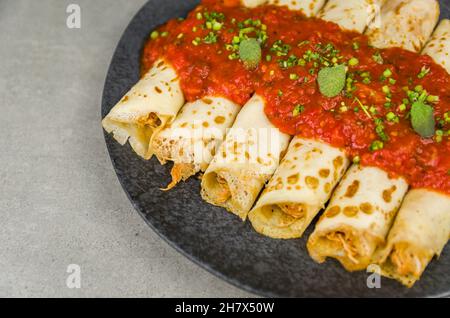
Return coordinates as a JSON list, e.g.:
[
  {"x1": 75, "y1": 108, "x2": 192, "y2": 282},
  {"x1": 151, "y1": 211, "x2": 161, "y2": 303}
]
[
  {"x1": 365, "y1": 0, "x2": 440, "y2": 52},
  {"x1": 102, "y1": 59, "x2": 184, "y2": 159},
  {"x1": 307, "y1": 0, "x2": 440, "y2": 271},
  {"x1": 152, "y1": 97, "x2": 240, "y2": 189},
  {"x1": 371, "y1": 20, "x2": 450, "y2": 287},
  {"x1": 422, "y1": 19, "x2": 450, "y2": 73},
  {"x1": 372, "y1": 189, "x2": 450, "y2": 287},
  {"x1": 307, "y1": 166, "x2": 408, "y2": 271},
  {"x1": 201, "y1": 94, "x2": 291, "y2": 220},
  {"x1": 249, "y1": 138, "x2": 350, "y2": 239},
  {"x1": 268, "y1": 0, "x2": 326, "y2": 16},
  {"x1": 319, "y1": 0, "x2": 385, "y2": 32}
]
